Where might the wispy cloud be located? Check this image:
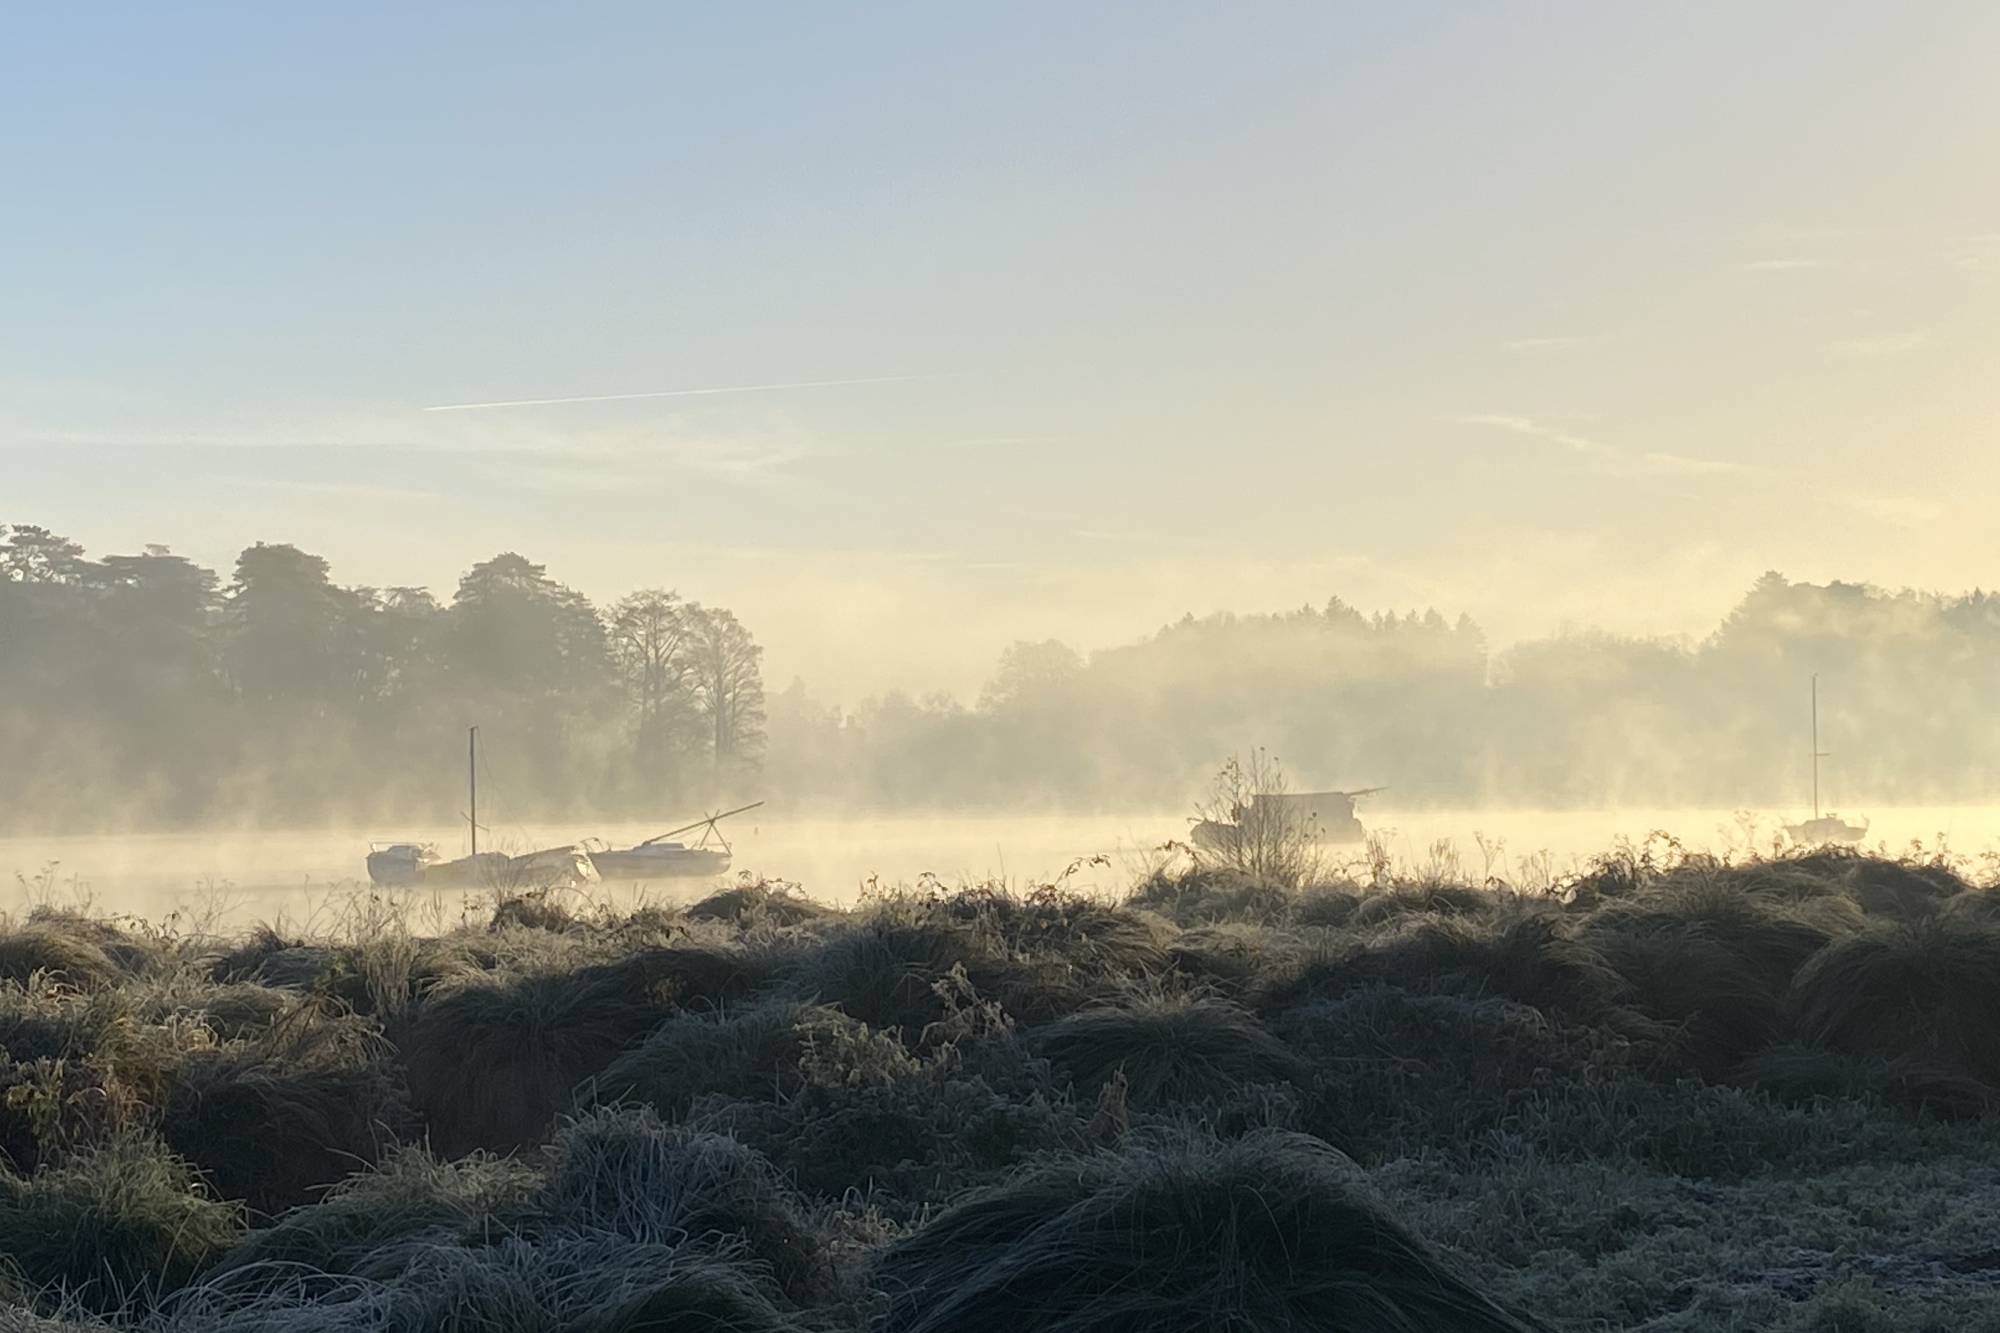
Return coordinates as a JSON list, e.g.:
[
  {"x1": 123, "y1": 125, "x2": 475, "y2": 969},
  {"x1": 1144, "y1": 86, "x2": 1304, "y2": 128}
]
[
  {"x1": 222, "y1": 477, "x2": 450, "y2": 503},
  {"x1": 1828, "y1": 330, "x2": 1930, "y2": 358},
  {"x1": 1632, "y1": 451, "x2": 1753, "y2": 478},
  {"x1": 1953, "y1": 234, "x2": 2000, "y2": 273},
  {"x1": 1455, "y1": 414, "x2": 1758, "y2": 480},
  {"x1": 5, "y1": 408, "x2": 825, "y2": 490},
  {"x1": 1834, "y1": 492, "x2": 1949, "y2": 528},
  {"x1": 421, "y1": 374, "x2": 934, "y2": 413},
  {"x1": 1737, "y1": 257, "x2": 1830, "y2": 272},
  {"x1": 1458, "y1": 413, "x2": 1613, "y2": 460},
  {"x1": 1740, "y1": 223, "x2": 1864, "y2": 246},
  {"x1": 1455, "y1": 413, "x2": 1957, "y2": 534},
  {"x1": 1500, "y1": 336, "x2": 1595, "y2": 355},
  {"x1": 482, "y1": 433, "x2": 817, "y2": 491}
]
